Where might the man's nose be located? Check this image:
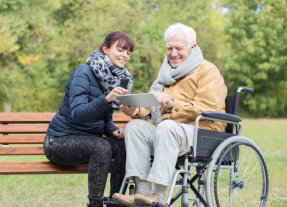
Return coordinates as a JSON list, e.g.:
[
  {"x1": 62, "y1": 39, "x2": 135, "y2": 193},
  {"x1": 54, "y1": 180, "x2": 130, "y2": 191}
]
[{"x1": 171, "y1": 49, "x2": 178, "y2": 57}]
